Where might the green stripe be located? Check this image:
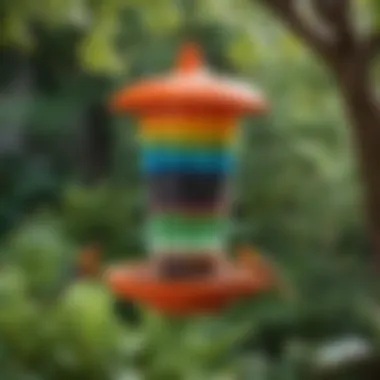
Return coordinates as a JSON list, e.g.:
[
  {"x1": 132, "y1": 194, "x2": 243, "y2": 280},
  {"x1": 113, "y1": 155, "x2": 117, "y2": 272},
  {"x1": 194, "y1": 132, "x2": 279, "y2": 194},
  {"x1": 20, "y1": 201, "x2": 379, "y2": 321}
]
[
  {"x1": 147, "y1": 234, "x2": 226, "y2": 254},
  {"x1": 147, "y1": 219, "x2": 228, "y2": 236},
  {"x1": 146, "y1": 217, "x2": 231, "y2": 255}
]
